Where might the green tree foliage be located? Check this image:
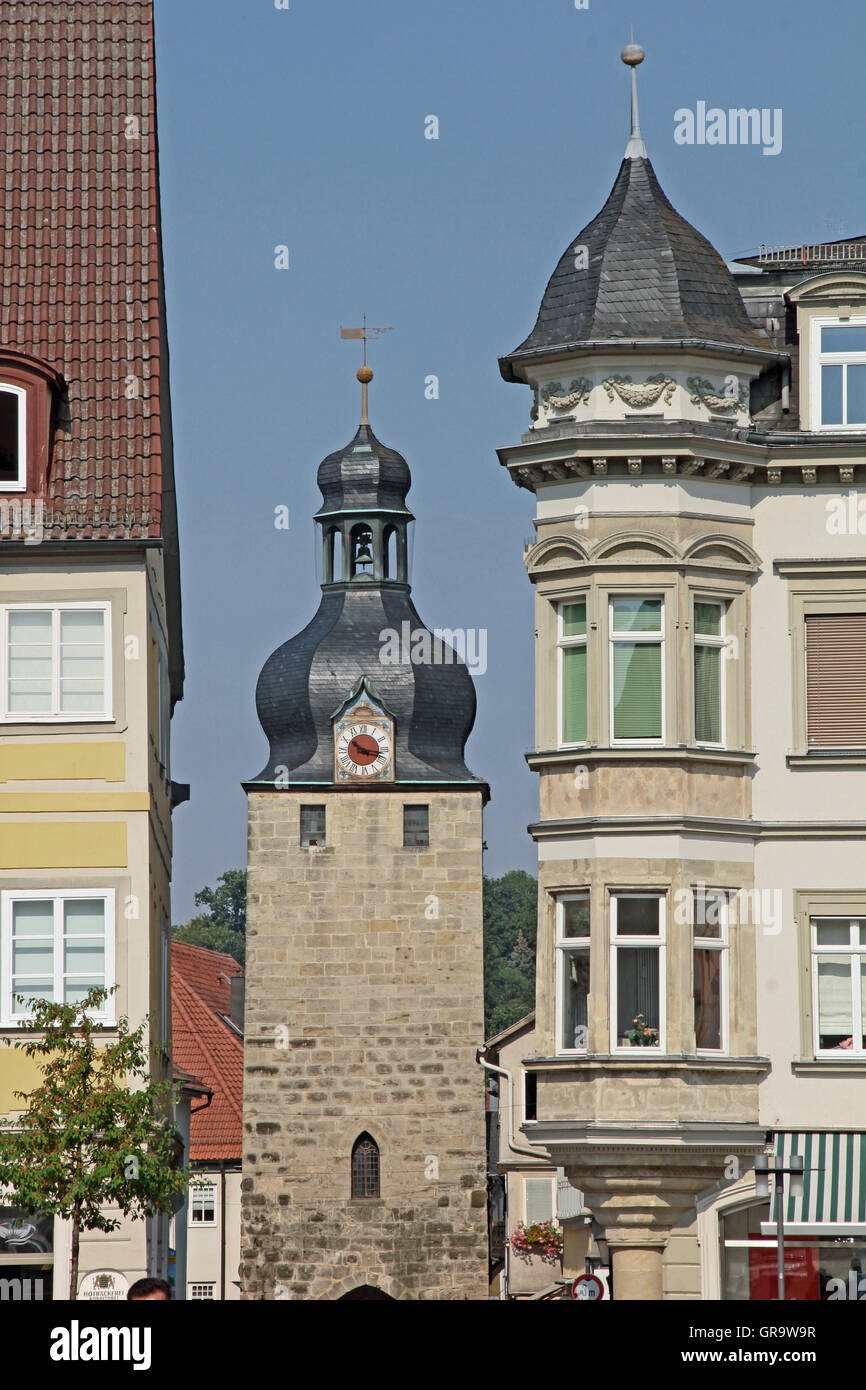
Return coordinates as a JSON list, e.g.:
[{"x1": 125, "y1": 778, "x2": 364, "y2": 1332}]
[
  {"x1": 173, "y1": 868, "x2": 247, "y2": 964},
  {"x1": 0, "y1": 988, "x2": 187, "y2": 1300},
  {"x1": 483, "y1": 870, "x2": 537, "y2": 1037}
]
